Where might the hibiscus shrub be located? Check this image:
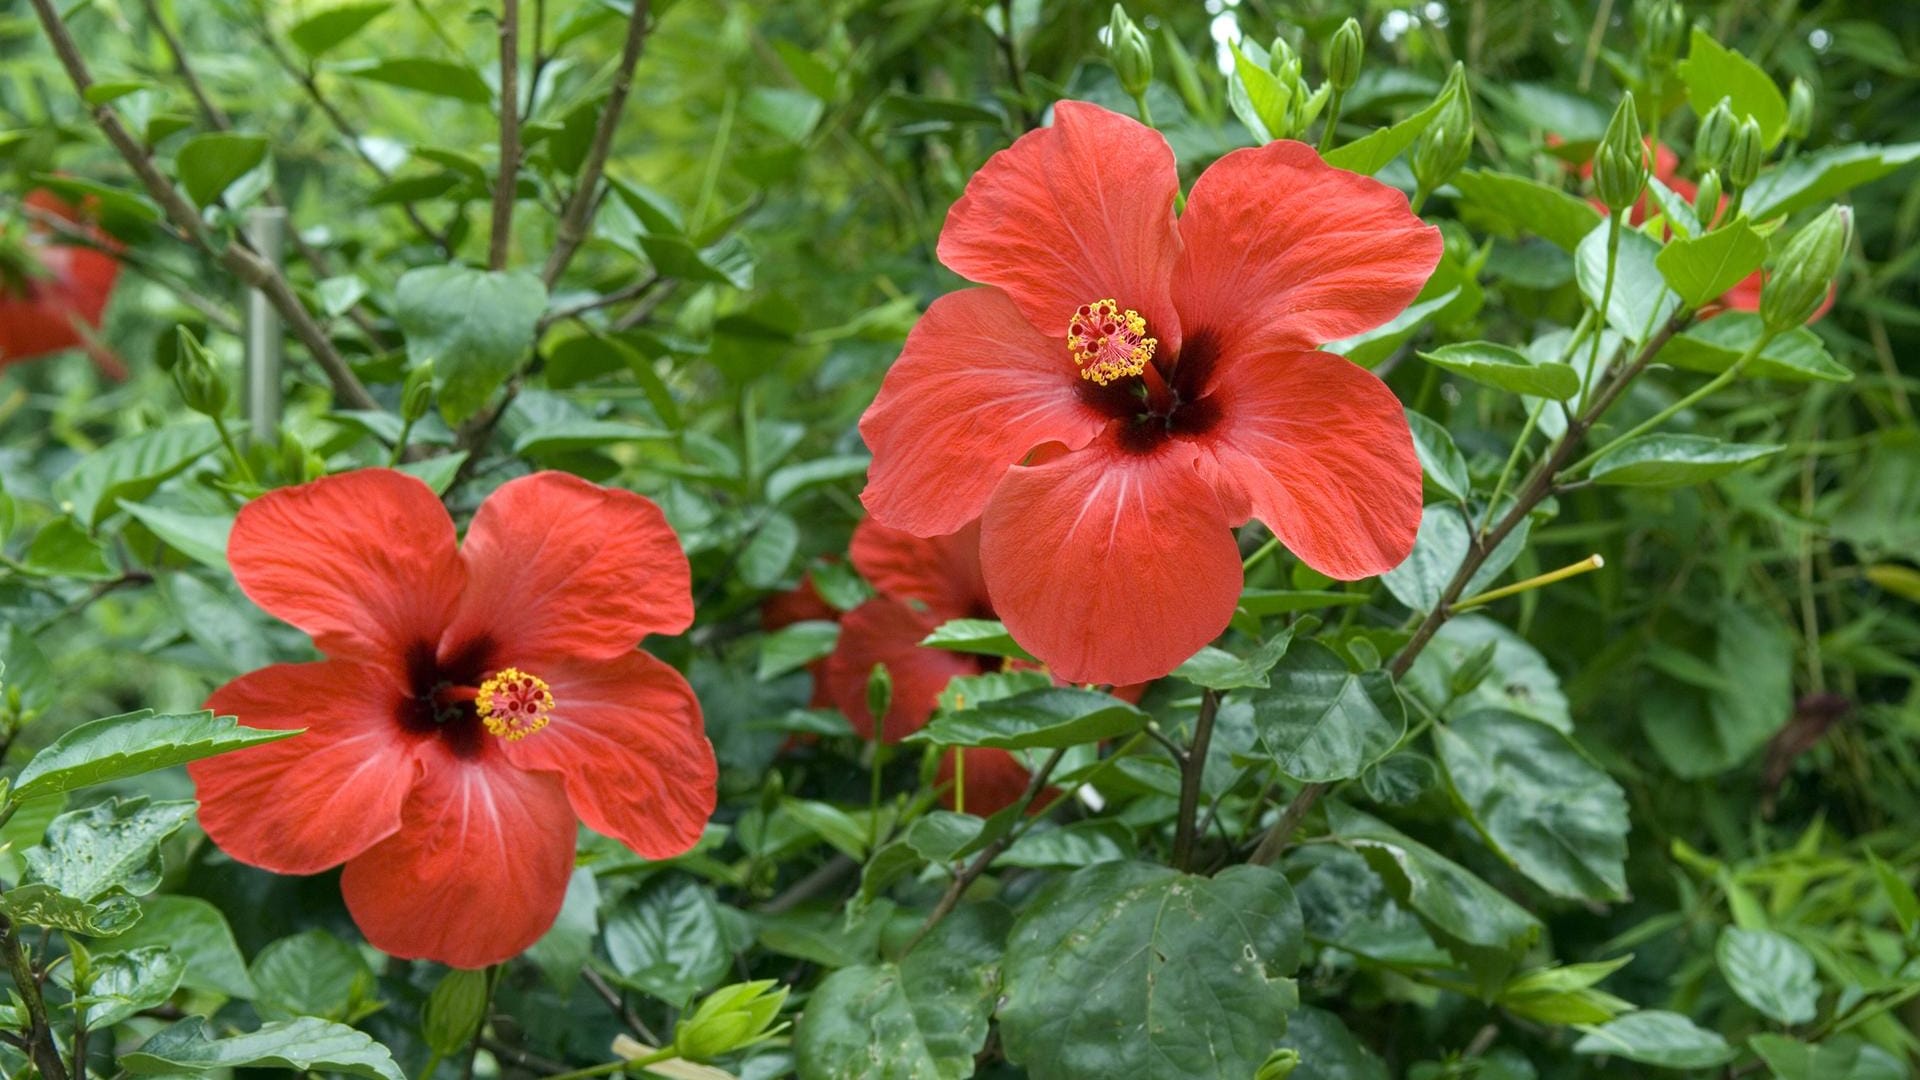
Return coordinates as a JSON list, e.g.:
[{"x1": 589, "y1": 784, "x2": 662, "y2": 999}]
[{"x1": 2, "y1": 1, "x2": 1918, "y2": 1078}]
